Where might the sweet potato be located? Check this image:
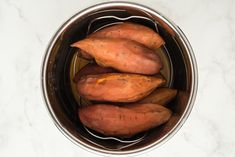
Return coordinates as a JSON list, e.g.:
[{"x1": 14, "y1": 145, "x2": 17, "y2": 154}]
[
  {"x1": 89, "y1": 22, "x2": 165, "y2": 49},
  {"x1": 75, "y1": 22, "x2": 165, "y2": 60},
  {"x1": 73, "y1": 63, "x2": 115, "y2": 83},
  {"x1": 138, "y1": 88, "x2": 177, "y2": 105},
  {"x1": 77, "y1": 73, "x2": 165, "y2": 102},
  {"x1": 71, "y1": 37, "x2": 162, "y2": 75},
  {"x1": 79, "y1": 103, "x2": 171, "y2": 137}
]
